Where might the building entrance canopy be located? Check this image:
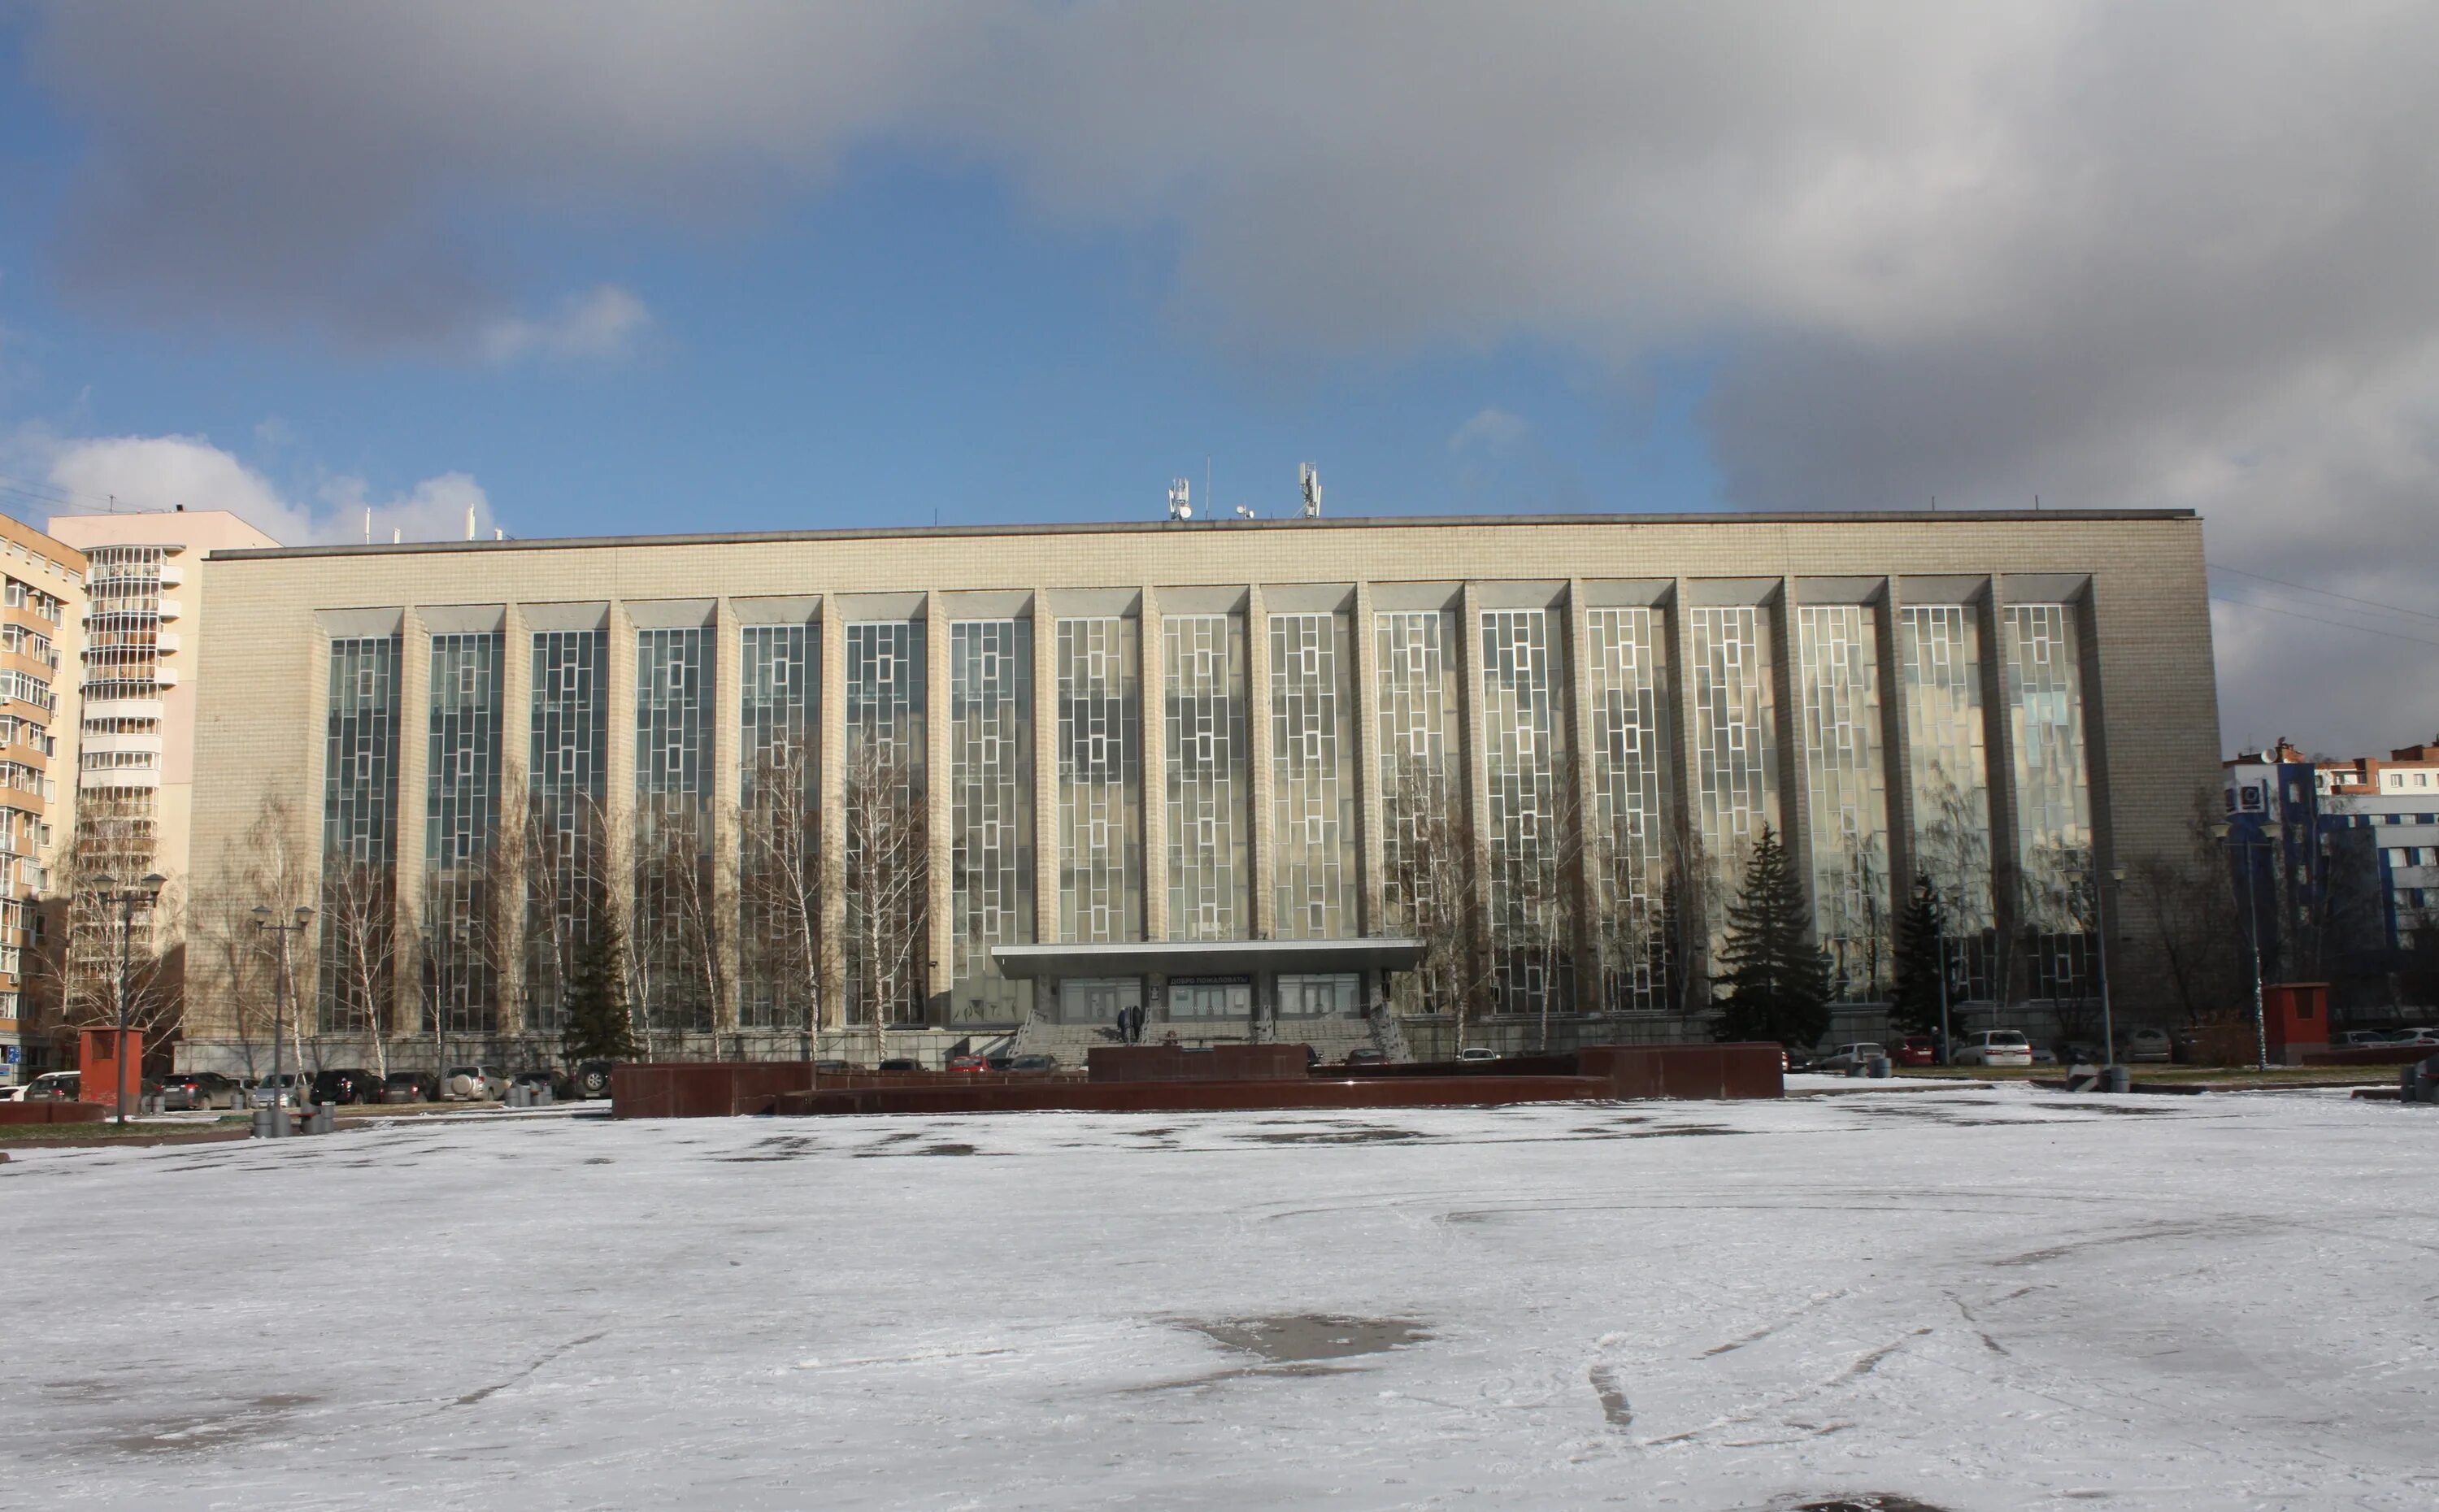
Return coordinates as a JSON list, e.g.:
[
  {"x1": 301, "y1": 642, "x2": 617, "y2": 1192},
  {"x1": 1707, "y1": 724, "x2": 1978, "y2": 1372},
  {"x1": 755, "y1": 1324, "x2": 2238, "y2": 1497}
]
[{"x1": 991, "y1": 938, "x2": 1420, "y2": 981}]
